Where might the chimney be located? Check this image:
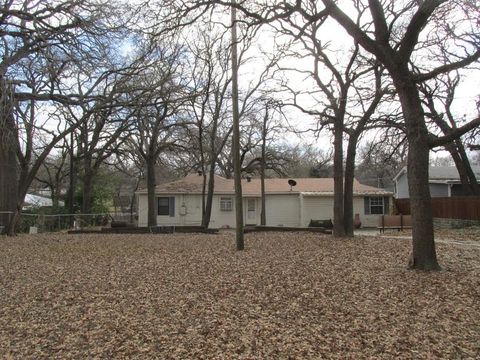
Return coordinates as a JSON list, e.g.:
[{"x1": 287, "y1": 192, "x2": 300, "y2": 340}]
[
  {"x1": 197, "y1": 170, "x2": 202, "y2": 176},
  {"x1": 246, "y1": 175, "x2": 252, "y2": 182}
]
